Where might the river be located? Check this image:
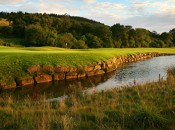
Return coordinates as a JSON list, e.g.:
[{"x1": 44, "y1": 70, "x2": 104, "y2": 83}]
[{"x1": 2, "y1": 55, "x2": 175, "y2": 99}]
